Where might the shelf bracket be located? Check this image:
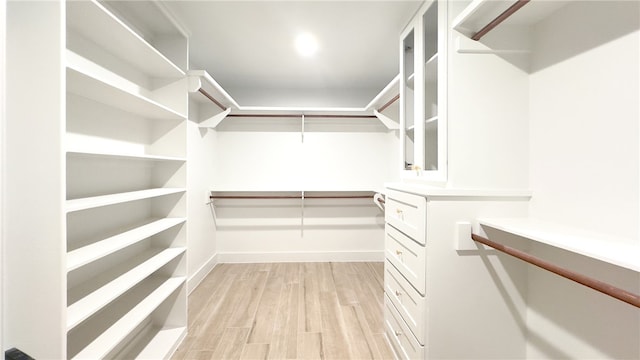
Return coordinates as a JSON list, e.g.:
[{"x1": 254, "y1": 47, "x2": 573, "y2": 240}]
[
  {"x1": 455, "y1": 35, "x2": 530, "y2": 55},
  {"x1": 198, "y1": 108, "x2": 231, "y2": 129},
  {"x1": 374, "y1": 110, "x2": 400, "y2": 130}
]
